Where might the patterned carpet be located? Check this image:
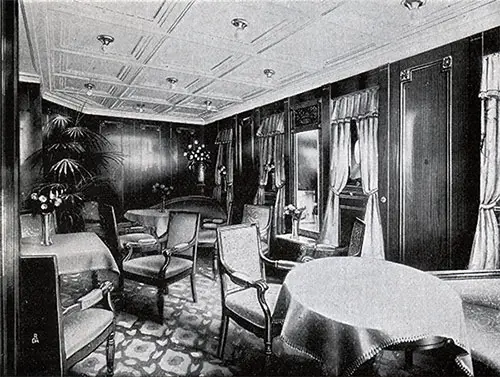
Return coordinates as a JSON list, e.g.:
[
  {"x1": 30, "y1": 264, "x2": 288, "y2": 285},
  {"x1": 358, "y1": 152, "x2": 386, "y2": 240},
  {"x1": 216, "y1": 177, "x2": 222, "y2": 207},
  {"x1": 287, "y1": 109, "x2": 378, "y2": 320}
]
[{"x1": 61, "y1": 249, "x2": 463, "y2": 377}]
